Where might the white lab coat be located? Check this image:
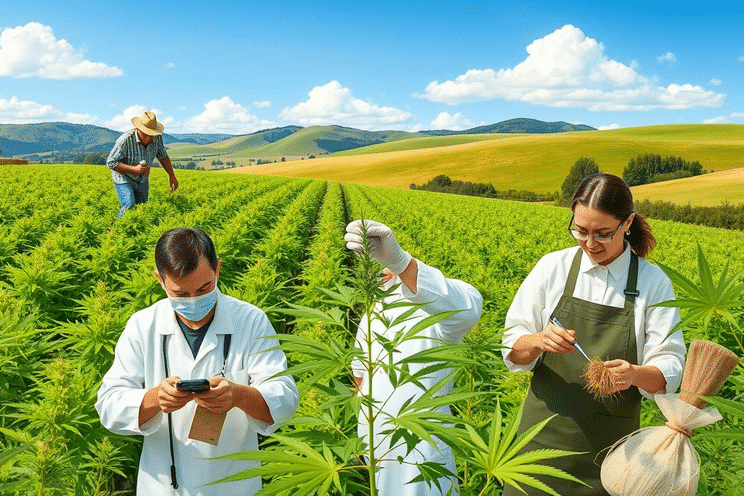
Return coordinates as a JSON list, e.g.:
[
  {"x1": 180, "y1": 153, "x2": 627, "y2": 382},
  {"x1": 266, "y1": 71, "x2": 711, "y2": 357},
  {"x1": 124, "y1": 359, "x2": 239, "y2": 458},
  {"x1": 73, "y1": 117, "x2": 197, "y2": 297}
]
[
  {"x1": 96, "y1": 289, "x2": 299, "y2": 496},
  {"x1": 352, "y1": 261, "x2": 483, "y2": 496}
]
